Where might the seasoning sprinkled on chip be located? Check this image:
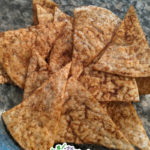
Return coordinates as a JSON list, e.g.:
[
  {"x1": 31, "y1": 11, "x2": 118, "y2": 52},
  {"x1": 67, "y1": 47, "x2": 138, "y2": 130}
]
[
  {"x1": 71, "y1": 6, "x2": 121, "y2": 78},
  {"x1": 2, "y1": 62, "x2": 71, "y2": 150},
  {"x1": 136, "y1": 77, "x2": 150, "y2": 95},
  {"x1": 107, "y1": 102, "x2": 150, "y2": 150},
  {"x1": 0, "y1": 22, "x2": 64, "y2": 88},
  {"x1": 49, "y1": 7, "x2": 73, "y2": 73},
  {"x1": 79, "y1": 74, "x2": 139, "y2": 102},
  {"x1": 56, "y1": 77, "x2": 134, "y2": 150},
  {"x1": 33, "y1": 0, "x2": 57, "y2": 24},
  {"x1": 23, "y1": 49, "x2": 49, "y2": 99},
  {"x1": 94, "y1": 6, "x2": 150, "y2": 77},
  {"x1": 36, "y1": 4, "x2": 54, "y2": 24}
]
